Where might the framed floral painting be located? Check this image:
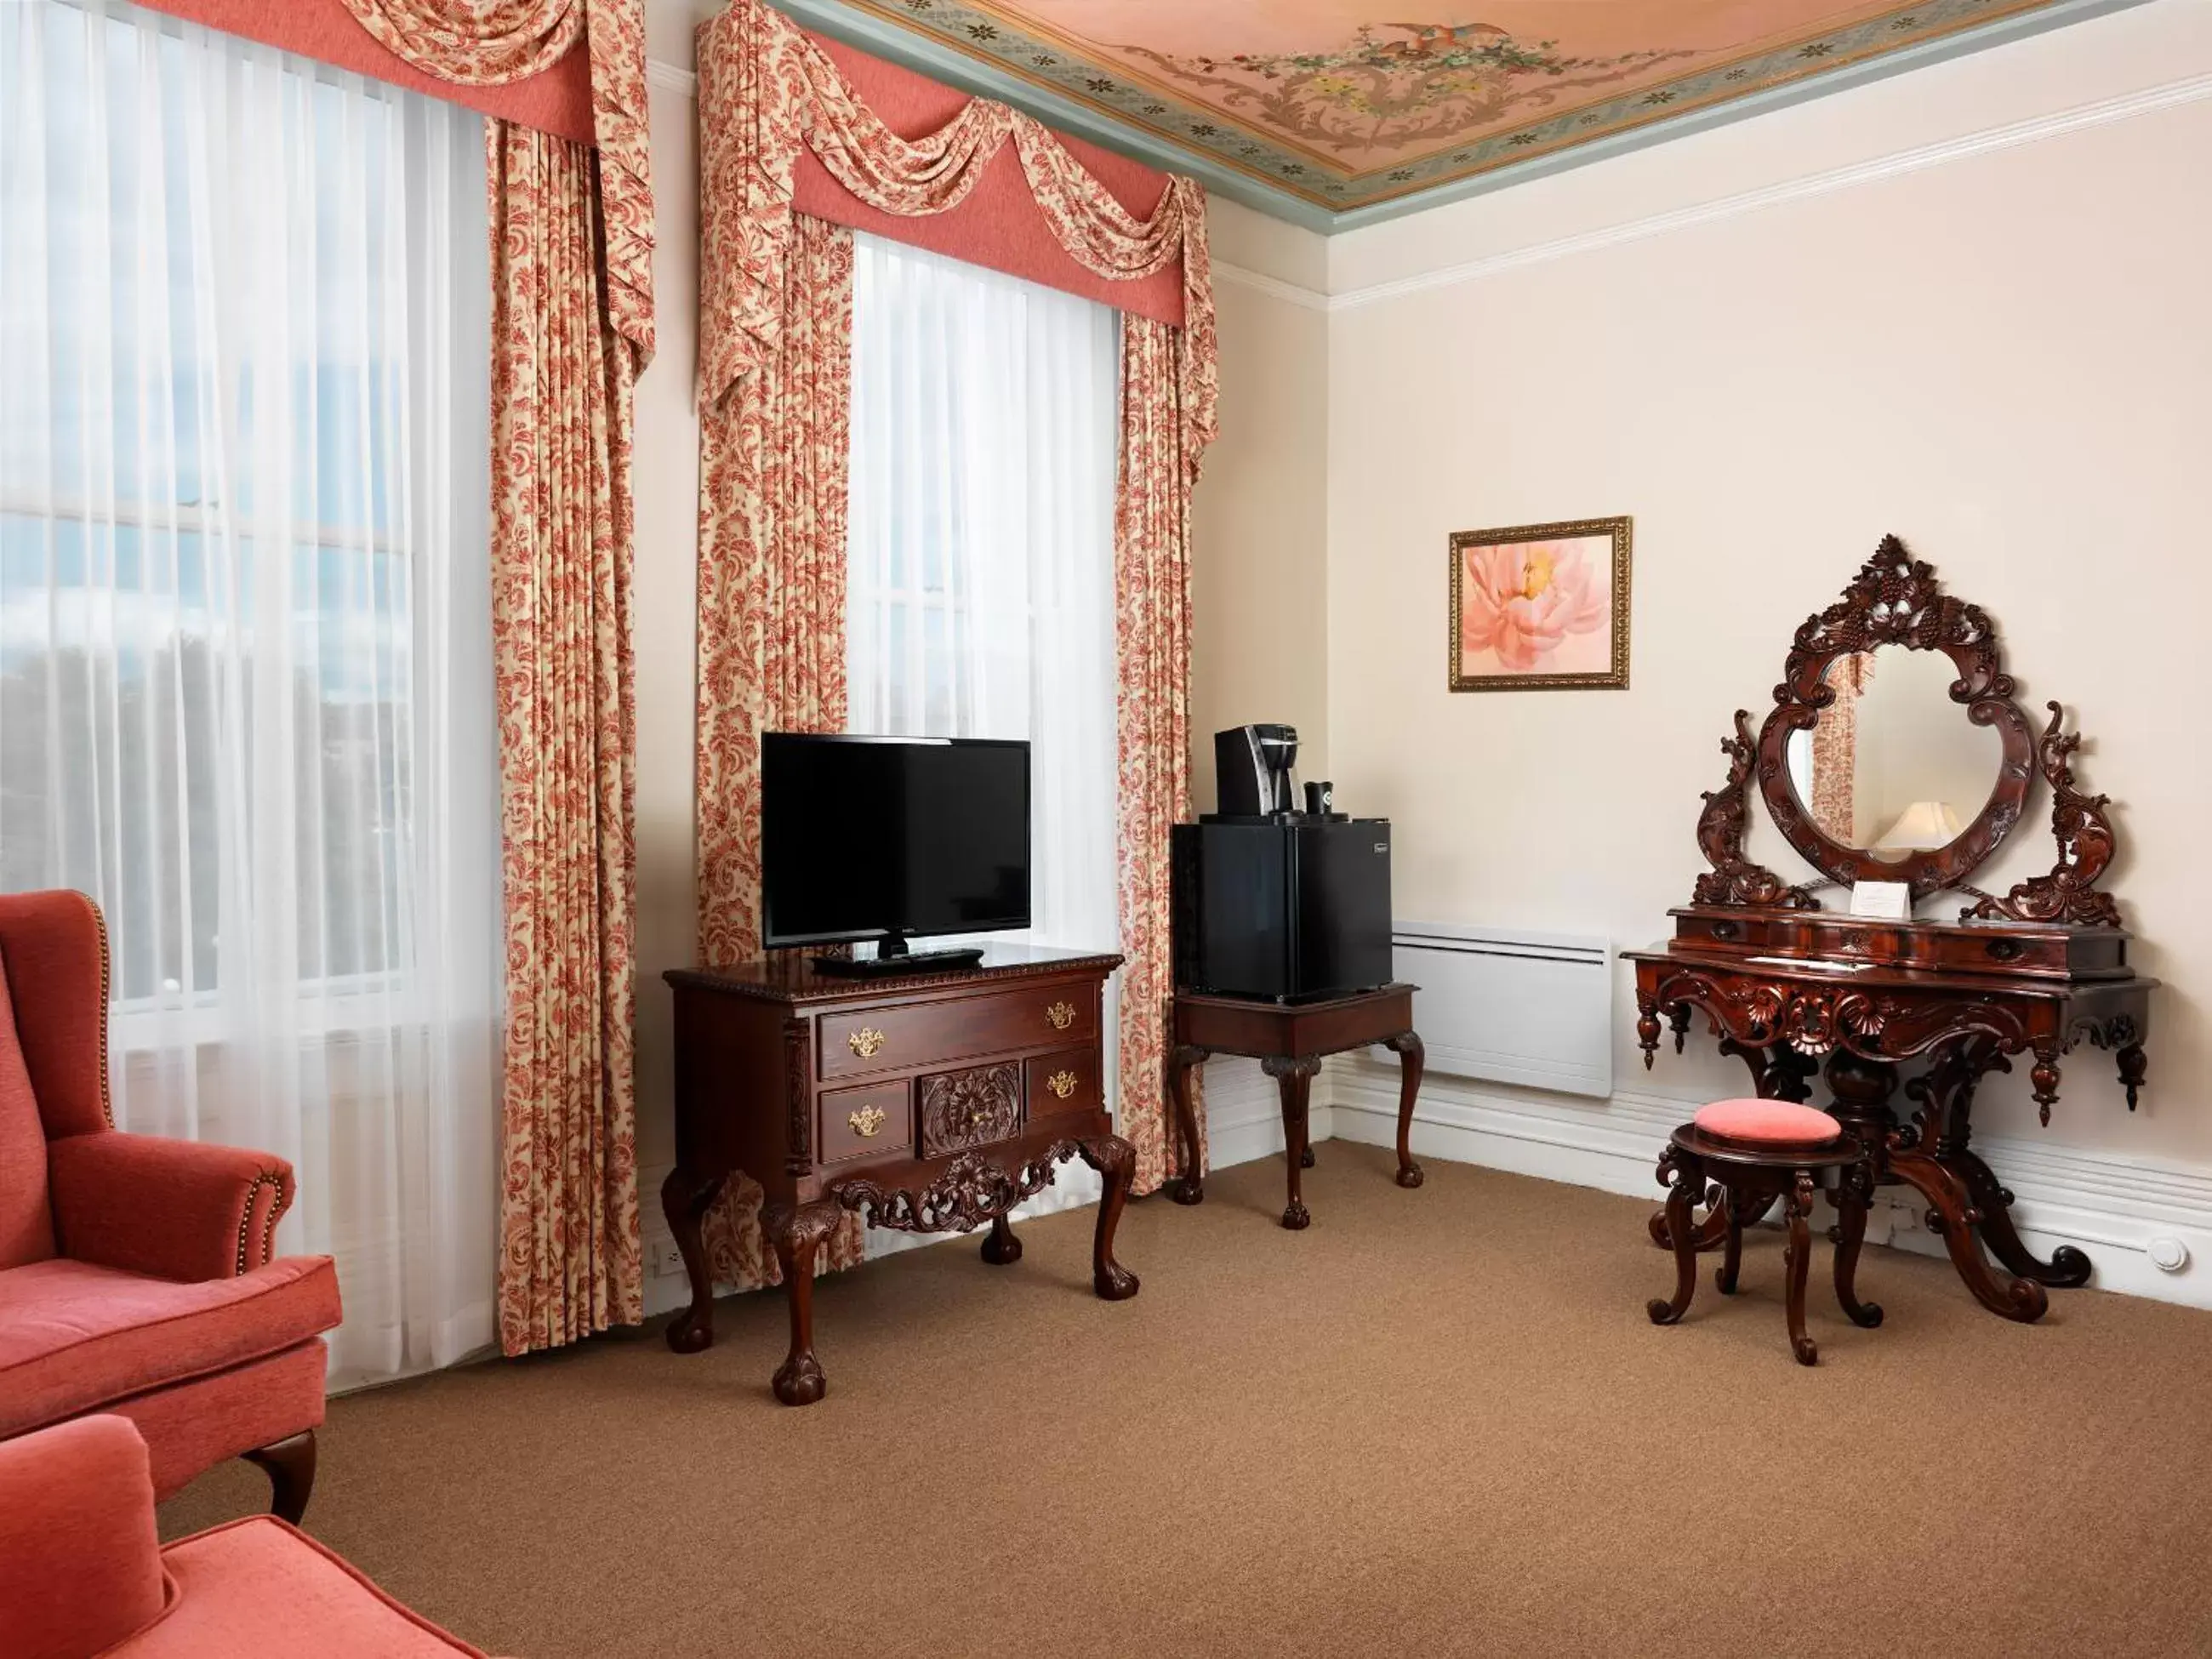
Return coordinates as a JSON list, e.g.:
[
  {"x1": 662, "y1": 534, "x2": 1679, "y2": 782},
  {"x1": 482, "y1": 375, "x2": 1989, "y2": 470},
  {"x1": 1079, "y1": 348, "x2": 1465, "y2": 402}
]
[{"x1": 1449, "y1": 516, "x2": 1632, "y2": 692}]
